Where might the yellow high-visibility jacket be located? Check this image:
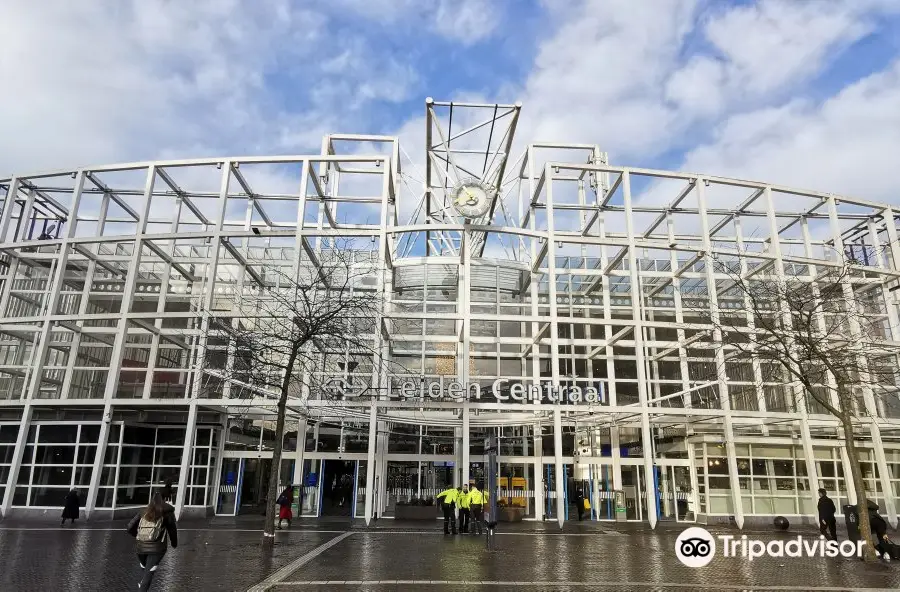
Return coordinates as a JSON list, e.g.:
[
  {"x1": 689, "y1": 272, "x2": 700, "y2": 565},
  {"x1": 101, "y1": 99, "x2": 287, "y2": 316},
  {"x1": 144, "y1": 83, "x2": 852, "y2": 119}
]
[
  {"x1": 436, "y1": 487, "x2": 459, "y2": 505},
  {"x1": 458, "y1": 491, "x2": 471, "y2": 509},
  {"x1": 468, "y1": 487, "x2": 486, "y2": 505}
]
